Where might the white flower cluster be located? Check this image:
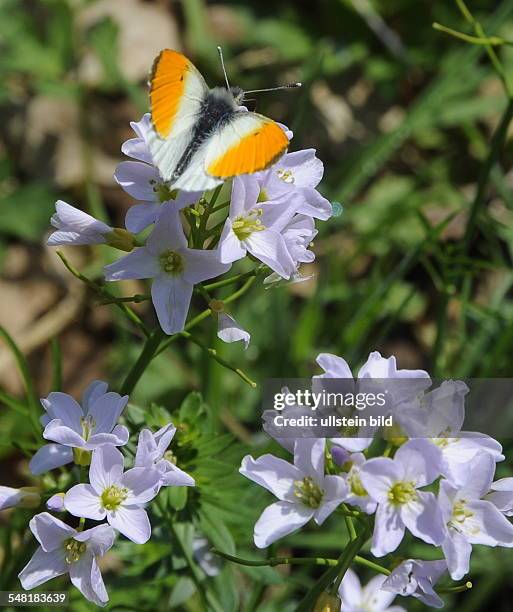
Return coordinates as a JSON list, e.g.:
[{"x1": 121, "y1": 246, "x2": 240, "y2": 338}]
[
  {"x1": 1, "y1": 381, "x2": 193, "y2": 607},
  {"x1": 48, "y1": 115, "x2": 332, "y2": 340},
  {"x1": 241, "y1": 351, "x2": 513, "y2": 609}
]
